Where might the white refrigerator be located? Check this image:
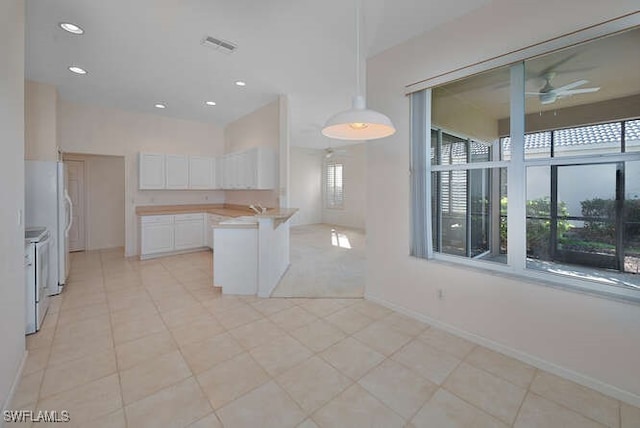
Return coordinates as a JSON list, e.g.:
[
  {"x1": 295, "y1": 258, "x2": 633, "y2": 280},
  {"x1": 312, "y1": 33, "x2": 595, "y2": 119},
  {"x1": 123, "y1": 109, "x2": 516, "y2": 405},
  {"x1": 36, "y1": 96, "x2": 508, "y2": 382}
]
[{"x1": 25, "y1": 161, "x2": 73, "y2": 295}]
